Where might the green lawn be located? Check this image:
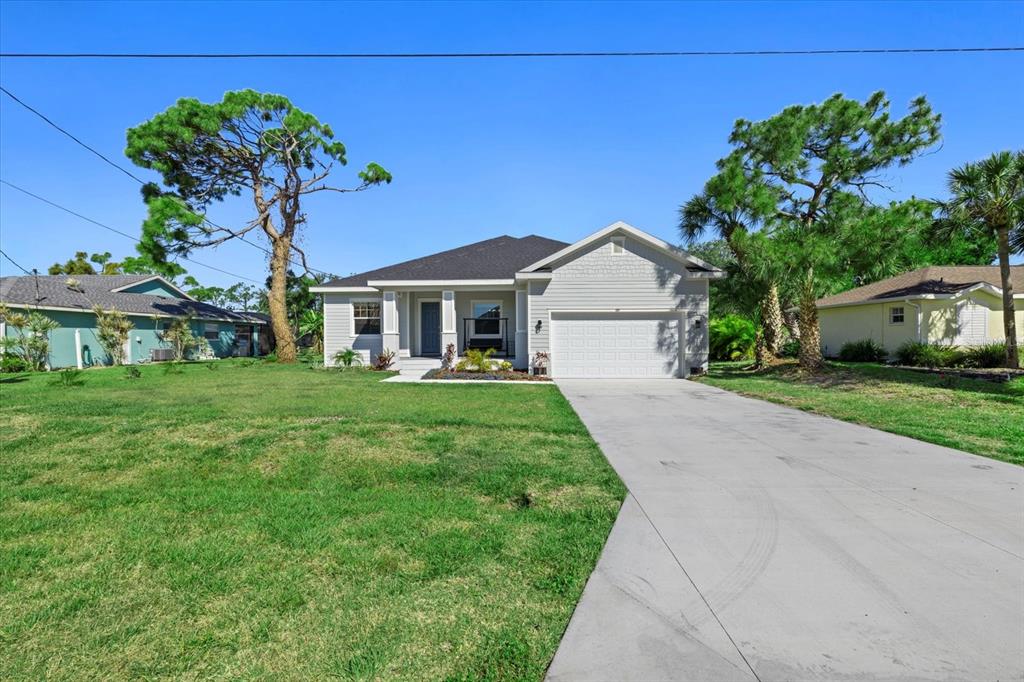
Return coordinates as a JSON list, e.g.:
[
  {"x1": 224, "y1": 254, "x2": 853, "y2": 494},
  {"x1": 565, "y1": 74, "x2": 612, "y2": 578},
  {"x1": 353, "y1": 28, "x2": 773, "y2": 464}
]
[
  {"x1": 0, "y1": 361, "x2": 624, "y2": 680},
  {"x1": 698, "y1": 361, "x2": 1024, "y2": 466}
]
